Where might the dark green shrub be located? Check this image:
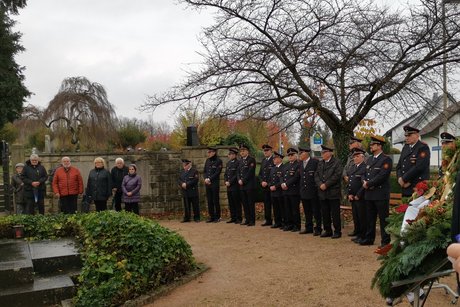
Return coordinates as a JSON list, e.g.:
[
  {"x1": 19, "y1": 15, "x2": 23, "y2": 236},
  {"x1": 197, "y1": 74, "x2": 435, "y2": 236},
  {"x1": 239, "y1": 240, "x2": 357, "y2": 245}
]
[{"x1": 0, "y1": 212, "x2": 195, "y2": 307}]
